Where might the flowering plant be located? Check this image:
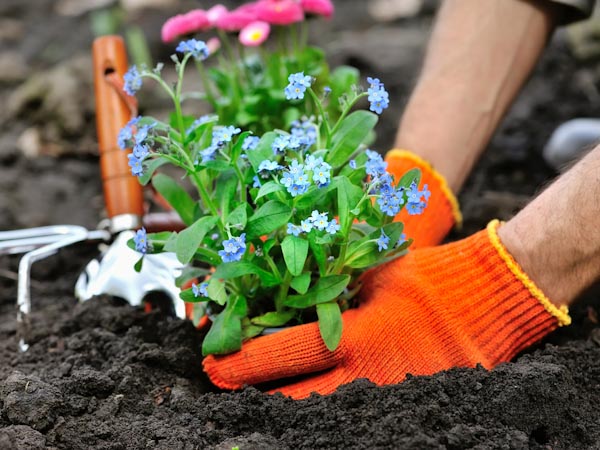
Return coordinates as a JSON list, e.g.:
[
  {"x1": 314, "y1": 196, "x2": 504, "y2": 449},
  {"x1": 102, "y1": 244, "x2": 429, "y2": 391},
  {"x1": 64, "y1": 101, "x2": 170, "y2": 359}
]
[
  {"x1": 120, "y1": 0, "x2": 429, "y2": 356},
  {"x1": 157, "y1": 0, "x2": 347, "y2": 136}
]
